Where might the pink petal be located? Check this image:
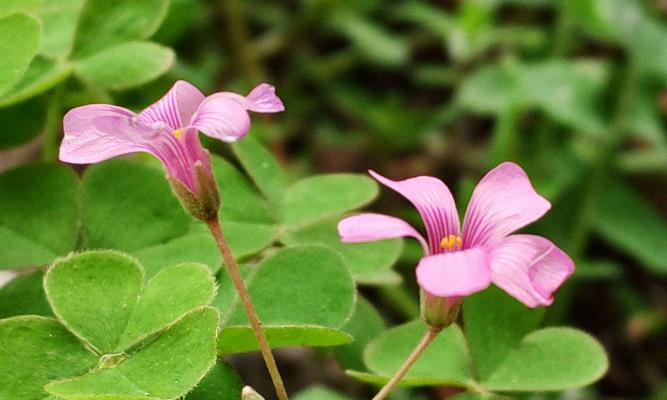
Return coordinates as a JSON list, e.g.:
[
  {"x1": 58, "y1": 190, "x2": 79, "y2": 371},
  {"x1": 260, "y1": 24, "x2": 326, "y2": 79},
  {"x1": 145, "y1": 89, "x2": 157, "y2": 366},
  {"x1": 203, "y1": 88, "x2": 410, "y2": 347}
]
[
  {"x1": 189, "y1": 94, "x2": 251, "y2": 142},
  {"x1": 416, "y1": 248, "x2": 492, "y2": 297},
  {"x1": 369, "y1": 170, "x2": 460, "y2": 253},
  {"x1": 218, "y1": 83, "x2": 285, "y2": 113},
  {"x1": 462, "y1": 162, "x2": 551, "y2": 248},
  {"x1": 138, "y1": 80, "x2": 205, "y2": 130},
  {"x1": 338, "y1": 213, "x2": 429, "y2": 254},
  {"x1": 60, "y1": 105, "x2": 146, "y2": 163},
  {"x1": 488, "y1": 235, "x2": 574, "y2": 308}
]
